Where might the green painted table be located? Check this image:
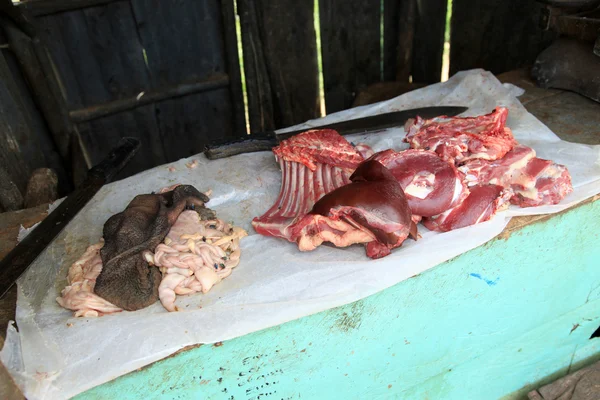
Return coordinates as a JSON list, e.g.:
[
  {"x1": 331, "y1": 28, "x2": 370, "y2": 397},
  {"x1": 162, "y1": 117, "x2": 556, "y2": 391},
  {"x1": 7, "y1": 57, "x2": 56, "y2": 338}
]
[{"x1": 1, "y1": 69, "x2": 599, "y2": 399}]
